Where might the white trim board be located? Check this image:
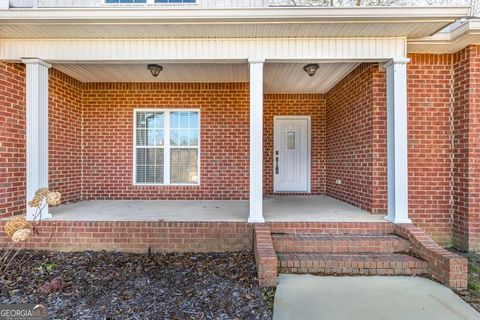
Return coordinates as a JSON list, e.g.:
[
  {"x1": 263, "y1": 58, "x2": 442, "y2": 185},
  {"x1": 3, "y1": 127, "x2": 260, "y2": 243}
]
[{"x1": 1, "y1": 38, "x2": 407, "y2": 62}]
